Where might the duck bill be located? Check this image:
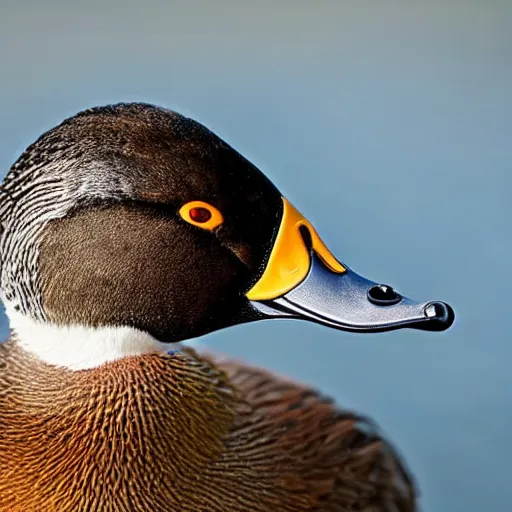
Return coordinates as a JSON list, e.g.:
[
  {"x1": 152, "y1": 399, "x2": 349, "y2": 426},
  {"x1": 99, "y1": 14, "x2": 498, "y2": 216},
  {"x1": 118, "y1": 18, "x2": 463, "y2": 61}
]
[{"x1": 246, "y1": 198, "x2": 454, "y2": 333}]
